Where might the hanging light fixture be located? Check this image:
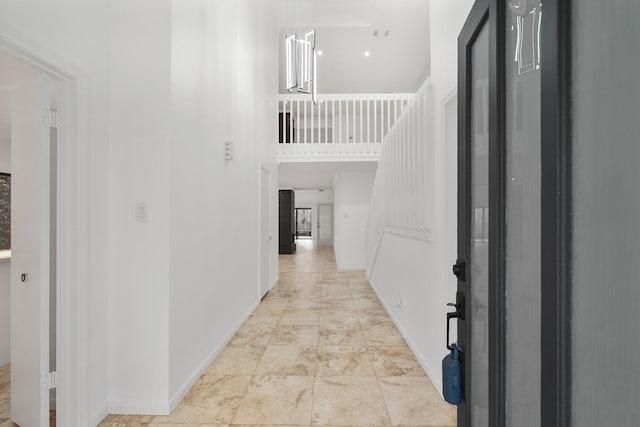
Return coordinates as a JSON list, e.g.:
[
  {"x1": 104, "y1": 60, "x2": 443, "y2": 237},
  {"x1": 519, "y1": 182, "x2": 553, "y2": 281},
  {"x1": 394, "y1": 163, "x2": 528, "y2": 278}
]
[{"x1": 284, "y1": 0, "x2": 318, "y2": 104}]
